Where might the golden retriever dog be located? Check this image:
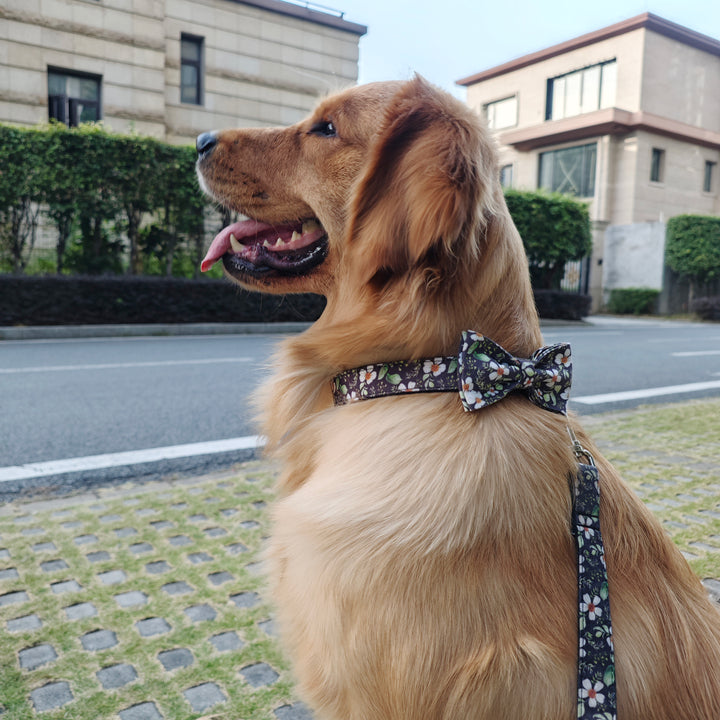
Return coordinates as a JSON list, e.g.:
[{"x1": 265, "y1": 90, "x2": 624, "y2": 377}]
[{"x1": 196, "y1": 76, "x2": 720, "y2": 719}]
